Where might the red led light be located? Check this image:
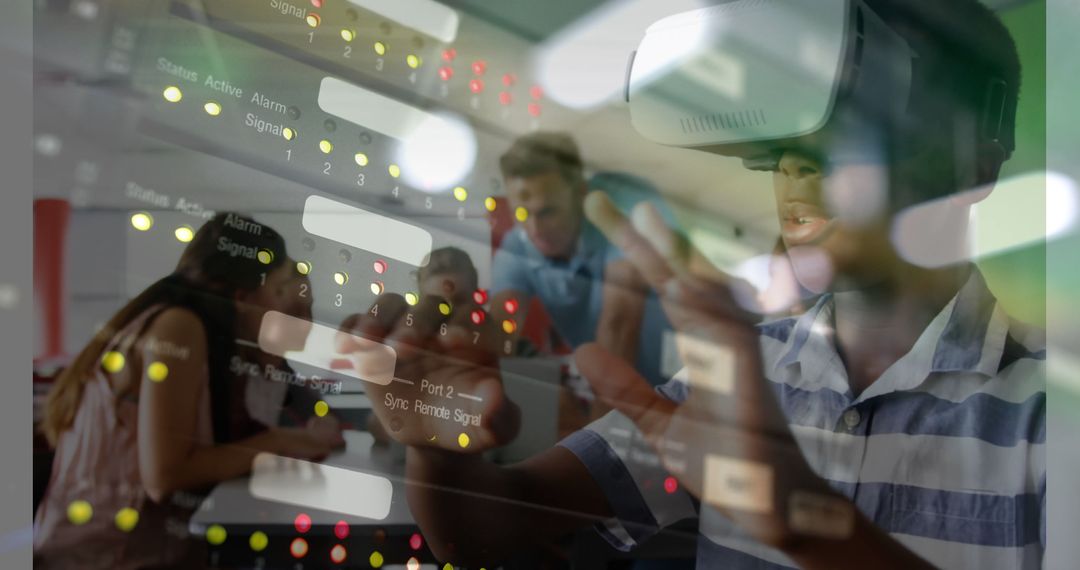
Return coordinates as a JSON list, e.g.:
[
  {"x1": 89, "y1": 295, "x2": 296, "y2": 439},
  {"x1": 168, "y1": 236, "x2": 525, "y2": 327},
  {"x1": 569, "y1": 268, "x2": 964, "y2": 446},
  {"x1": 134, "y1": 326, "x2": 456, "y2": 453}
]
[
  {"x1": 499, "y1": 91, "x2": 512, "y2": 106},
  {"x1": 373, "y1": 259, "x2": 387, "y2": 274},
  {"x1": 503, "y1": 298, "x2": 519, "y2": 314},
  {"x1": 310, "y1": 0, "x2": 323, "y2": 7},
  {"x1": 290, "y1": 538, "x2": 309, "y2": 559},
  {"x1": 472, "y1": 289, "x2": 488, "y2": 305},
  {"x1": 502, "y1": 73, "x2": 516, "y2": 87},
  {"x1": 470, "y1": 309, "x2": 486, "y2": 325},
  {"x1": 528, "y1": 103, "x2": 542, "y2": 117},
  {"x1": 409, "y1": 532, "x2": 423, "y2": 551},
  {"x1": 438, "y1": 66, "x2": 454, "y2": 81},
  {"x1": 334, "y1": 520, "x2": 350, "y2": 540},
  {"x1": 330, "y1": 544, "x2": 347, "y2": 564},
  {"x1": 471, "y1": 60, "x2": 487, "y2": 75},
  {"x1": 469, "y1": 79, "x2": 484, "y2": 94},
  {"x1": 664, "y1": 476, "x2": 678, "y2": 494},
  {"x1": 530, "y1": 85, "x2": 543, "y2": 100},
  {"x1": 294, "y1": 513, "x2": 312, "y2": 534},
  {"x1": 441, "y1": 48, "x2": 457, "y2": 62}
]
